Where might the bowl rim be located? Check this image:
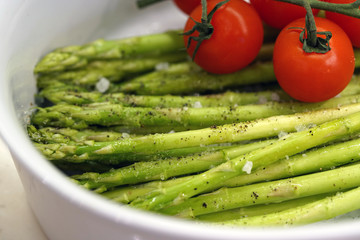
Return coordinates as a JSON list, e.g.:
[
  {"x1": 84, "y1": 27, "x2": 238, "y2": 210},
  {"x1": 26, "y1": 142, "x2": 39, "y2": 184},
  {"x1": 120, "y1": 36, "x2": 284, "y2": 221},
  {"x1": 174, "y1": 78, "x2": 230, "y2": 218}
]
[{"x1": 0, "y1": 1, "x2": 360, "y2": 238}]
